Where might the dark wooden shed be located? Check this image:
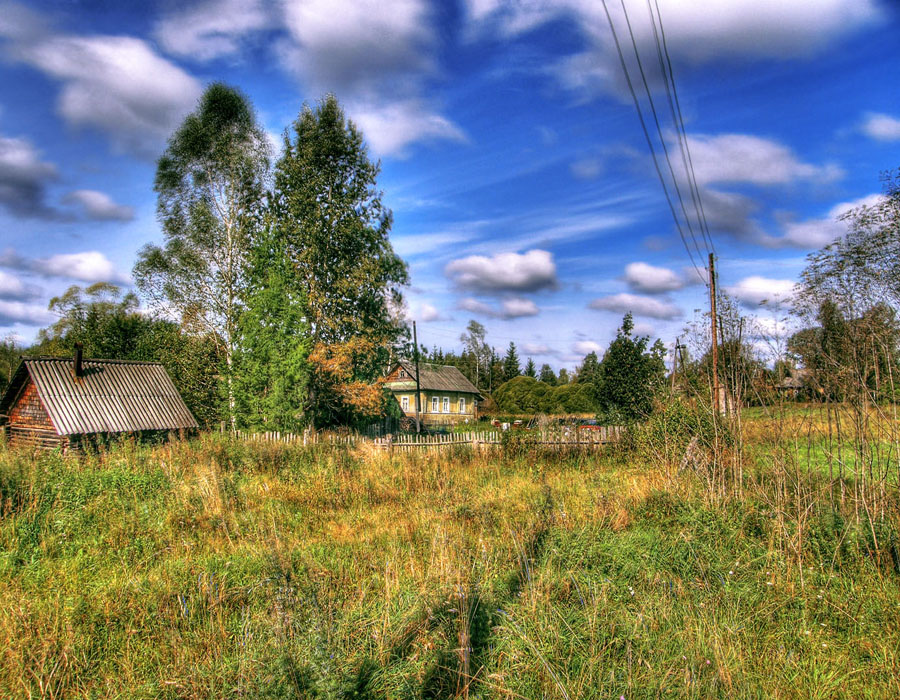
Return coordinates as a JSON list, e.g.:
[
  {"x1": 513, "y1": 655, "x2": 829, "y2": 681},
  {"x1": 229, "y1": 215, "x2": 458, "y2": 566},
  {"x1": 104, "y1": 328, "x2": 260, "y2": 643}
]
[{"x1": 0, "y1": 353, "x2": 198, "y2": 449}]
